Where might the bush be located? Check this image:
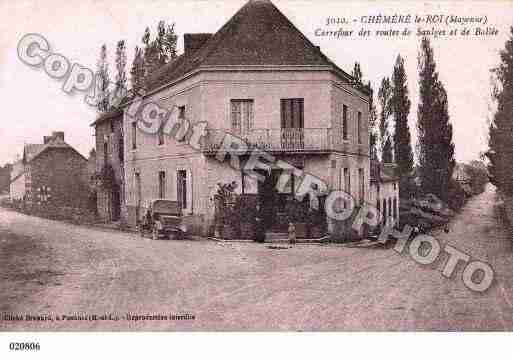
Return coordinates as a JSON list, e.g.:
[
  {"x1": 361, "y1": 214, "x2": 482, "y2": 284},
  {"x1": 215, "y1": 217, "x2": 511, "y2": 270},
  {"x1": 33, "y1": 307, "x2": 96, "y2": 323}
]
[
  {"x1": 239, "y1": 194, "x2": 258, "y2": 224},
  {"x1": 238, "y1": 195, "x2": 259, "y2": 240},
  {"x1": 447, "y1": 180, "x2": 466, "y2": 211},
  {"x1": 285, "y1": 199, "x2": 308, "y2": 223}
]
